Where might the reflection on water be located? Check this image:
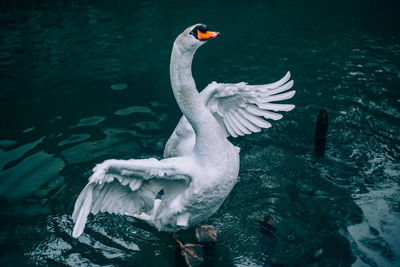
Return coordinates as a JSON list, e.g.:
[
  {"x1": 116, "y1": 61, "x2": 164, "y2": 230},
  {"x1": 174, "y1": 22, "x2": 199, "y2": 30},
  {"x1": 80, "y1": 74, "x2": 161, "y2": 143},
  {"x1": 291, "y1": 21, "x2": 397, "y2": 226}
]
[
  {"x1": 1, "y1": 0, "x2": 400, "y2": 266},
  {"x1": 59, "y1": 134, "x2": 91, "y2": 146},
  {"x1": 75, "y1": 116, "x2": 106, "y2": 127},
  {"x1": 114, "y1": 106, "x2": 153, "y2": 116},
  {"x1": 110, "y1": 83, "x2": 128, "y2": 91}
]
